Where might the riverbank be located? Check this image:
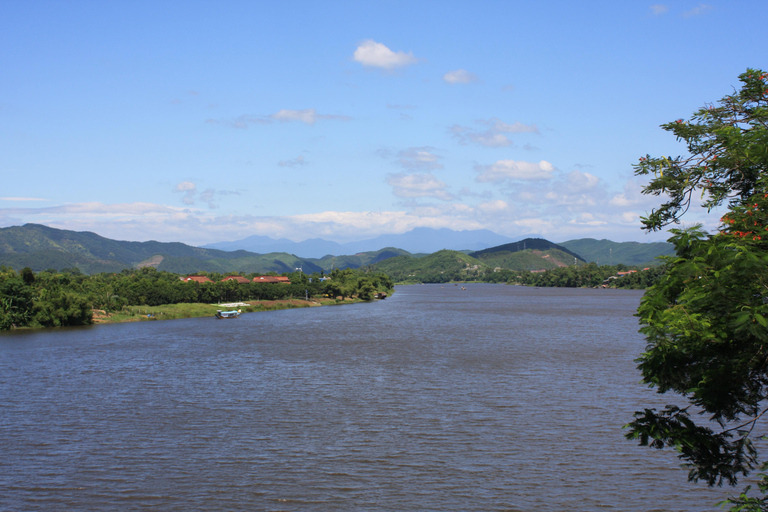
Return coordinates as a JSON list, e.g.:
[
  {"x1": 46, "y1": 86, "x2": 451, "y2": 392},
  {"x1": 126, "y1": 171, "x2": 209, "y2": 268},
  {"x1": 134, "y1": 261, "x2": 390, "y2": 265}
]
[{"x1": 92, "y1": 297, "x2": 369, "y2": 324}]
